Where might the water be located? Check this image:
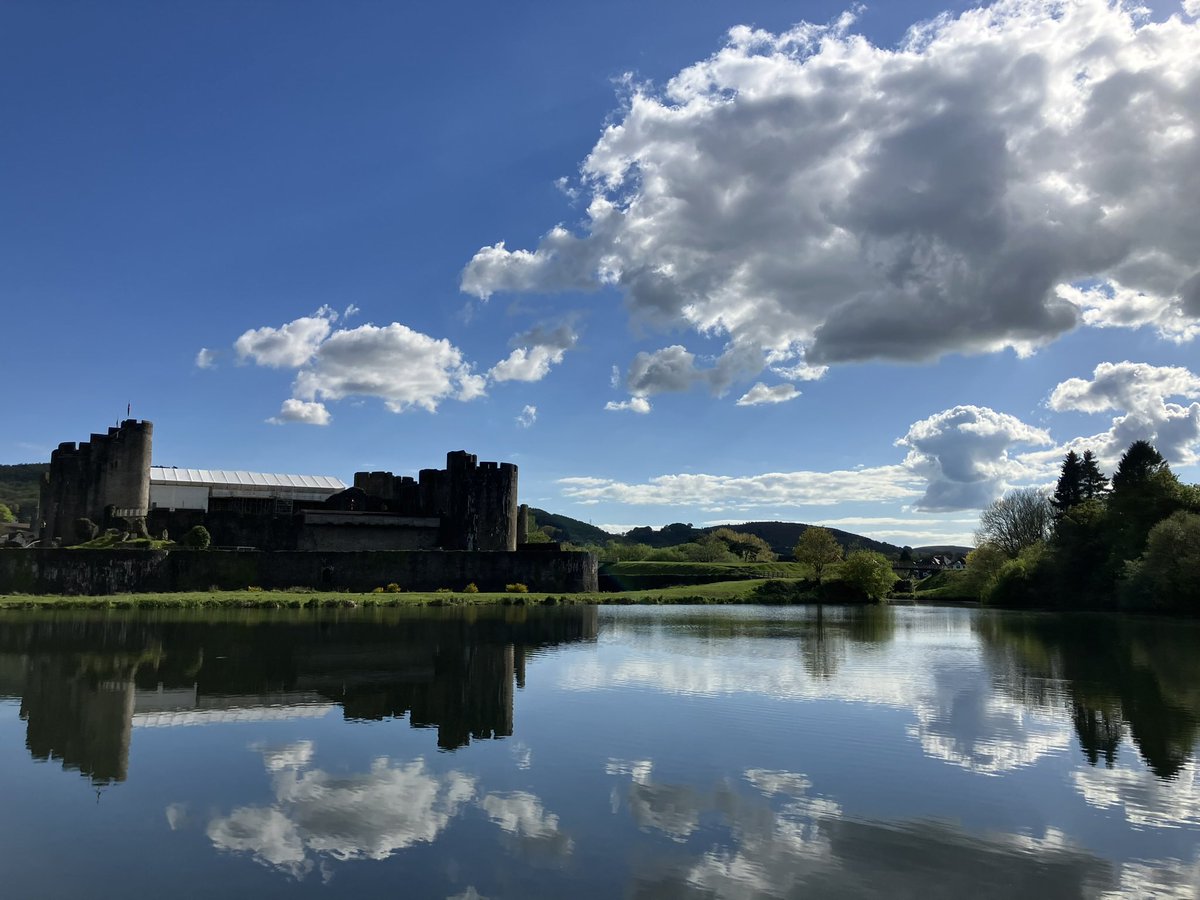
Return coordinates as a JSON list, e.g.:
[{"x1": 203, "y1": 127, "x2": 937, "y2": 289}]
[{"x1": 1, "y1": 604, "x2": 1198, "y2": 898}]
